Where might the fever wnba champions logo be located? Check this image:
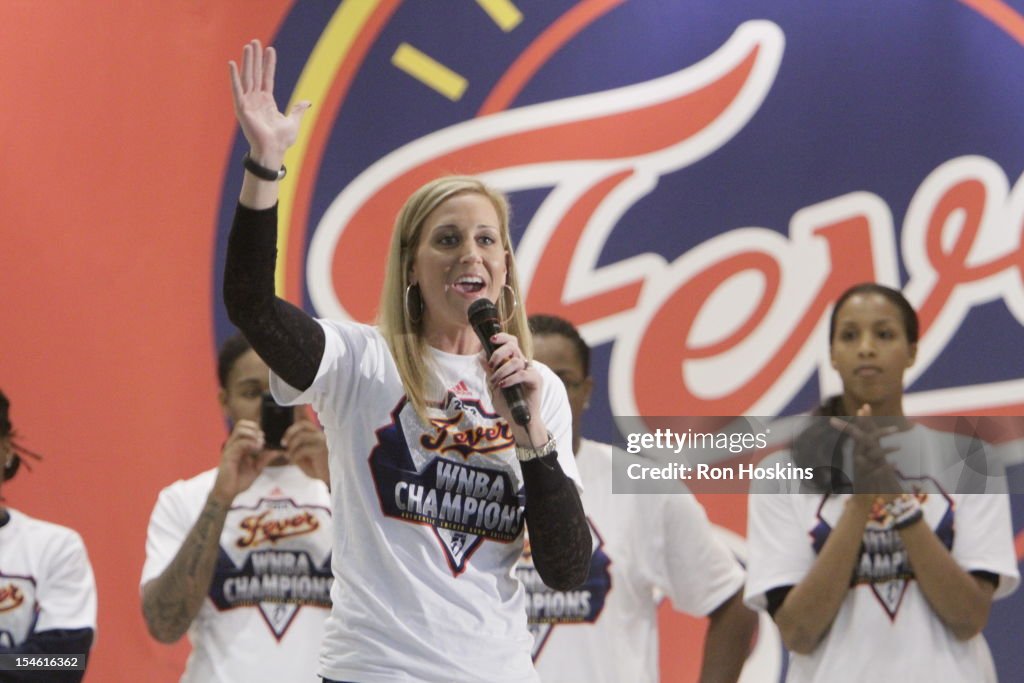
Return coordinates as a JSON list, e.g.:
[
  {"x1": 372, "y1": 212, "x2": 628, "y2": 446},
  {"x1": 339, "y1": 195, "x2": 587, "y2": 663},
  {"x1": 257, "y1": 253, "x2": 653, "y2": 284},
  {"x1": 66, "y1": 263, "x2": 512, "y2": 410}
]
[
  {"x1": 214, "y1": 2, "x2": 1024, "y2": 677},
  {"x1": 216, "y1": 0, "x2": 1024, "y2": 423}
]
